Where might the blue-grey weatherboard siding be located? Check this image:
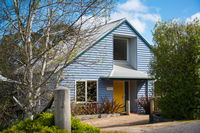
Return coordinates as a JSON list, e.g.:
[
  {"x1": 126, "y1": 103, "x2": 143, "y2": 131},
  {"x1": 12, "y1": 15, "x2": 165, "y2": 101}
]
[{"x1": 60, "y1": 21, "x2": 153, "y2": 105}]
